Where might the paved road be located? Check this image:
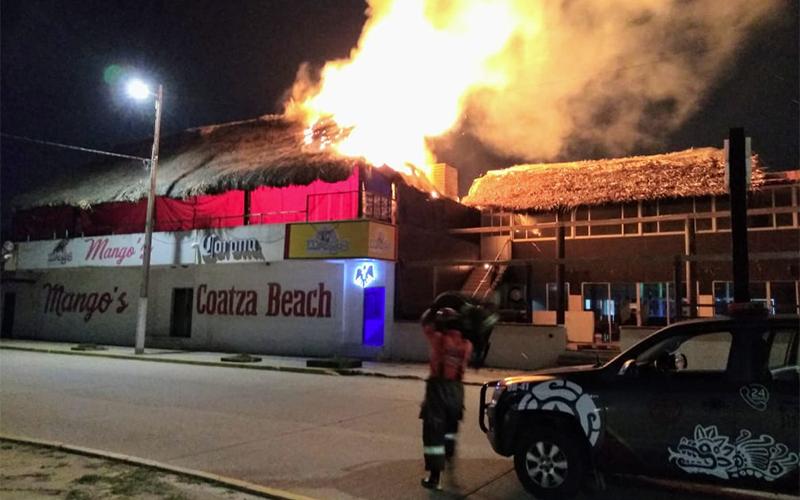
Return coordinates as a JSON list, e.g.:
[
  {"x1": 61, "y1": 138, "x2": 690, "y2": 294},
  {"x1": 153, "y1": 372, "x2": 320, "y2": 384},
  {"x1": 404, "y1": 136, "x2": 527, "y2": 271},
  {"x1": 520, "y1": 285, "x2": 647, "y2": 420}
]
[{"x1": 0, "y1": 350, "x2": 714, "y2": 499}]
